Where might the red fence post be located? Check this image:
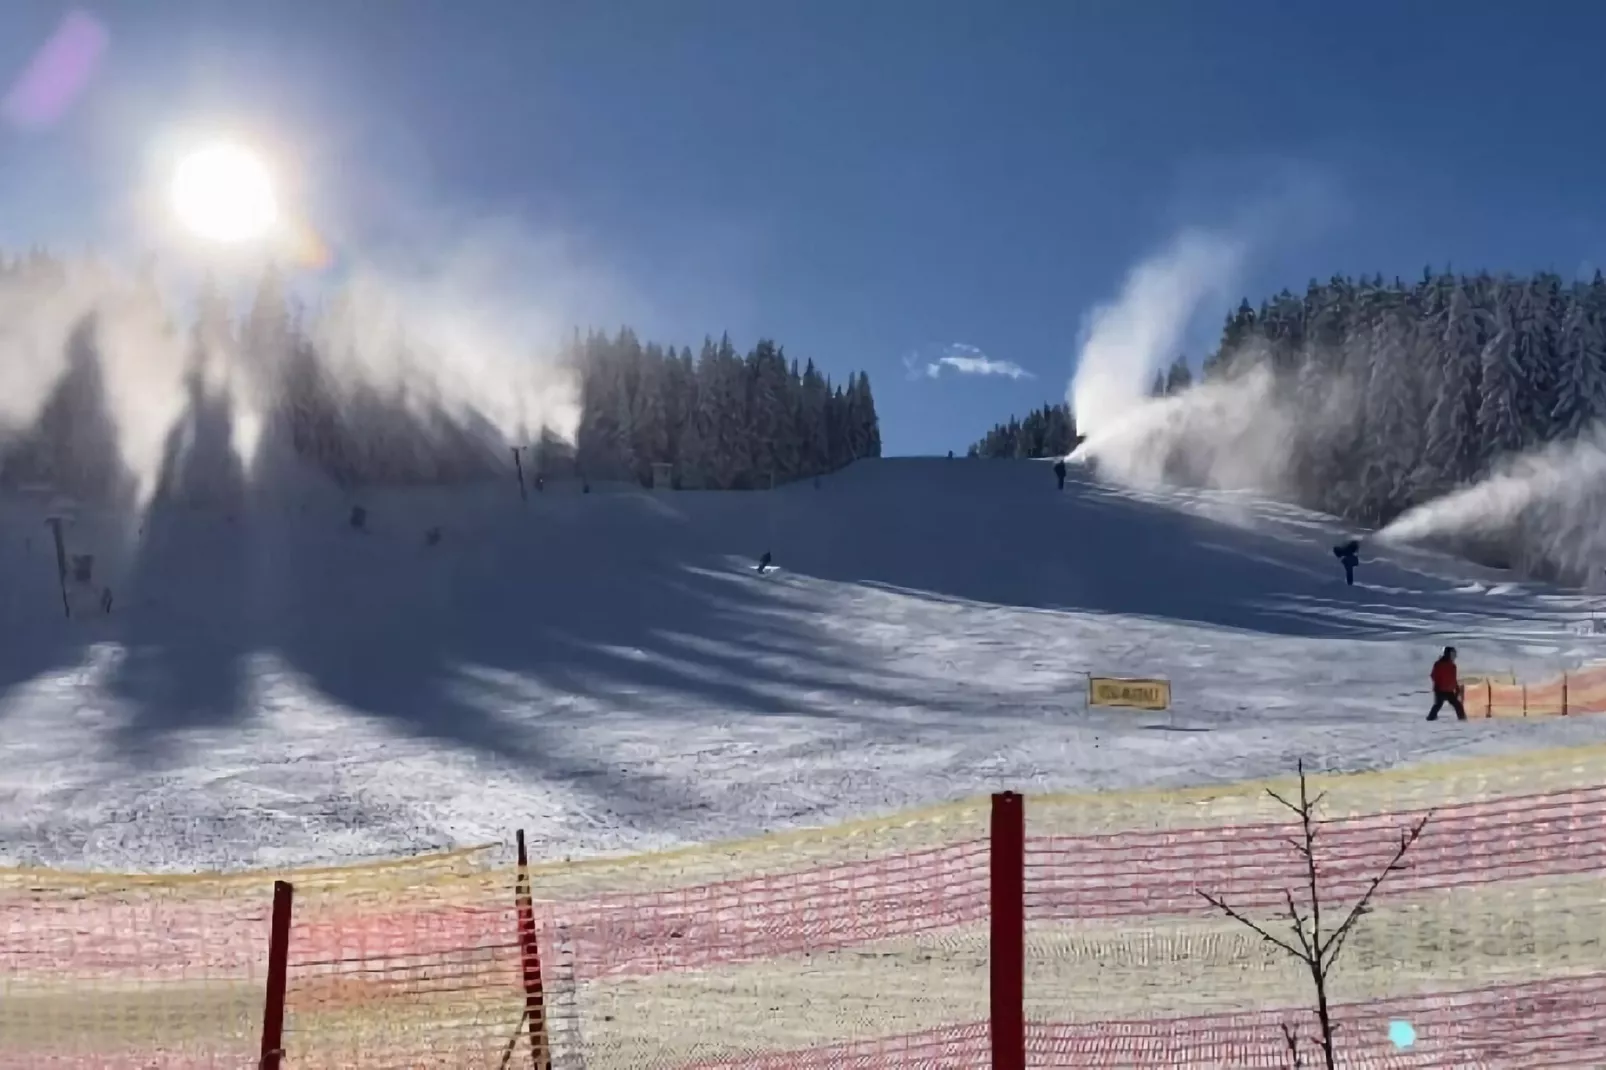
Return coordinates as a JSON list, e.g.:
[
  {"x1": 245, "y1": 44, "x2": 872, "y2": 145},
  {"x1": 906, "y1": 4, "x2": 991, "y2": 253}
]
[
  {"x1": 991, "y1": 792, "x2": 1026, "y2": 1070},
  {"x1": 259, "y1": 879, "x2": 294, "y2": 1070},
  {"x1": 1563, "y1": 673, "x2": 1569, "y2": 715},
  {"x1": 515, "y1": 830, "x2": 553, "y2": 1070}
]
